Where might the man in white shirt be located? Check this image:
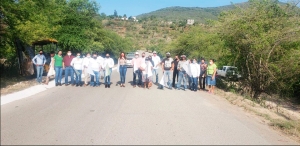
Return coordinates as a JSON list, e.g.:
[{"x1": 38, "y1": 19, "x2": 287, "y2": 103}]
[
  {"x1": 82, "y1": 53, "x2": 91, "y2": 86},
  {"x1": 189, "y1": 58, "x2": 200, "y2": 91},
  {"x1": 131, "y1": 52, "x2": 142, "y2": 87},
  {"x1": 151, "y1": 51, "x2": 161, "y2": 84},
  {"x1": 70, "y1": 52, "x2": 83, "y2": 87},
  {"x1": 103, "y1": 53, "x2": 114, "y2": 88},
  {"x1": 89, "y1": 53, "x2": 102, "y2": 87},
  {"x1": 97, "y1": 54, "x2": 104, "y2": 81},
  {"x1": 141, "y1": 52, "x2": 146, "y2": 63}
]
